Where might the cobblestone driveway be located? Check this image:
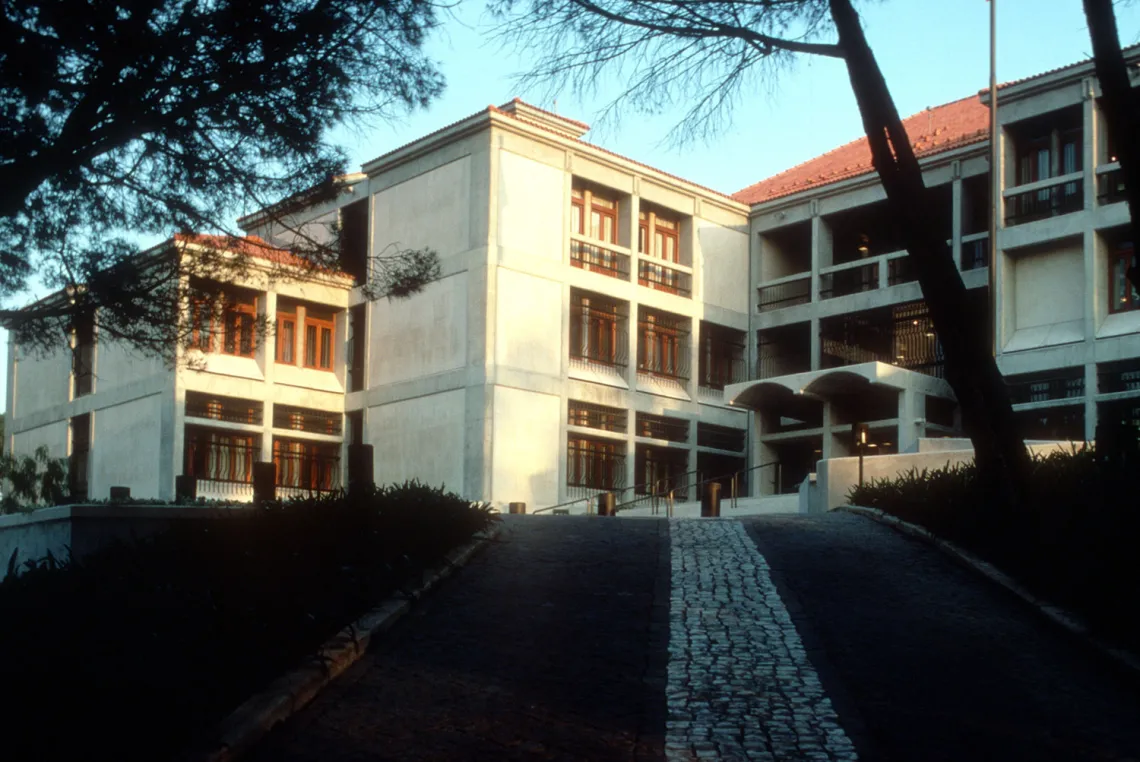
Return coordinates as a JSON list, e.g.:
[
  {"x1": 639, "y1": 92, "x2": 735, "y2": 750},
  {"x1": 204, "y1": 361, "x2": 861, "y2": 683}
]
[{"x1": 667, "y1": 520, "x2": 857, "y2": 762}]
